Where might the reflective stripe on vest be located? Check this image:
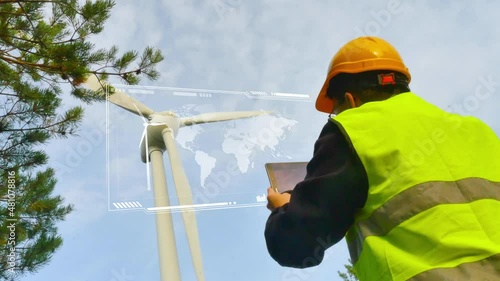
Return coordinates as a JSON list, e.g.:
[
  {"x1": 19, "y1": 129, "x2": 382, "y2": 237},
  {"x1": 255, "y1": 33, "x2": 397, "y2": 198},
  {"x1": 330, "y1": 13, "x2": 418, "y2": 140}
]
[
  {"x1": 409, "y1": 253, "x2": 500, "y2": 281},
  {"x1": 351, "y1": 178, "x2": 500, "y2": 258},
  {"x1": 332, "y1": 92, "x2": 500, "y2": 281}
]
